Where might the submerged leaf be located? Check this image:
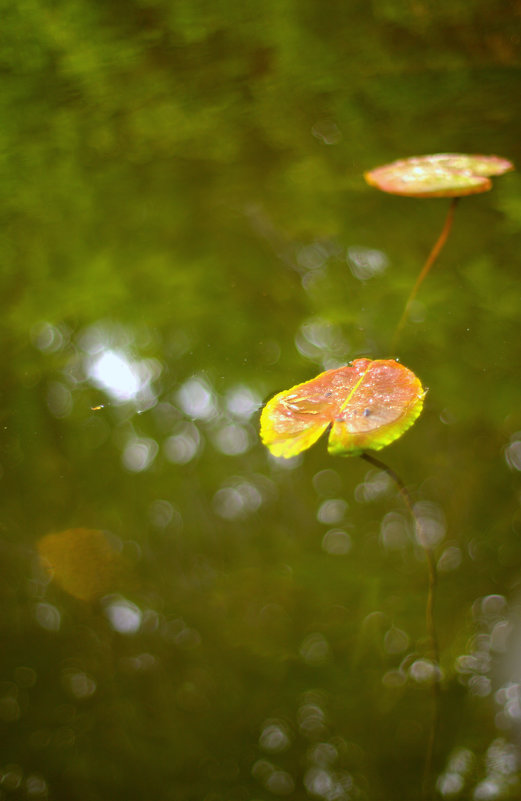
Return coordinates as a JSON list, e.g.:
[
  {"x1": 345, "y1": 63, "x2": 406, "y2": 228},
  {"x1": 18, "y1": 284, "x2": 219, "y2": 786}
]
[
  {"x1": 260, "y1": 359, "x2": 425, "y2": 458},
  {"x1": 365, "y1": 153, "x2": 514, "y2": 198},
  {"x1": 38, "y1": 528, "x2": 125, "y2": 601}
]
